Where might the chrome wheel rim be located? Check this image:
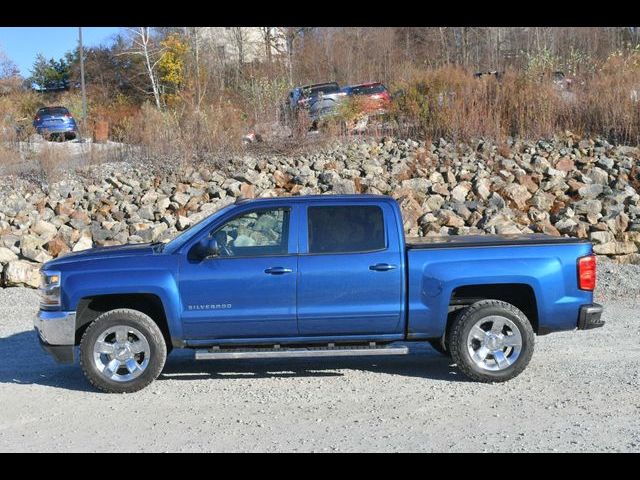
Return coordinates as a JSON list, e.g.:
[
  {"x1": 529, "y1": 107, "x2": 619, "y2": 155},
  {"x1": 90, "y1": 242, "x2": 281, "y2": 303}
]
[
  {"x1": 93, "y1": 326, "x2": 150, "y2": 382},
  {"x1": 466, "y1": 315, "x2": 522, "y2": 372}
]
